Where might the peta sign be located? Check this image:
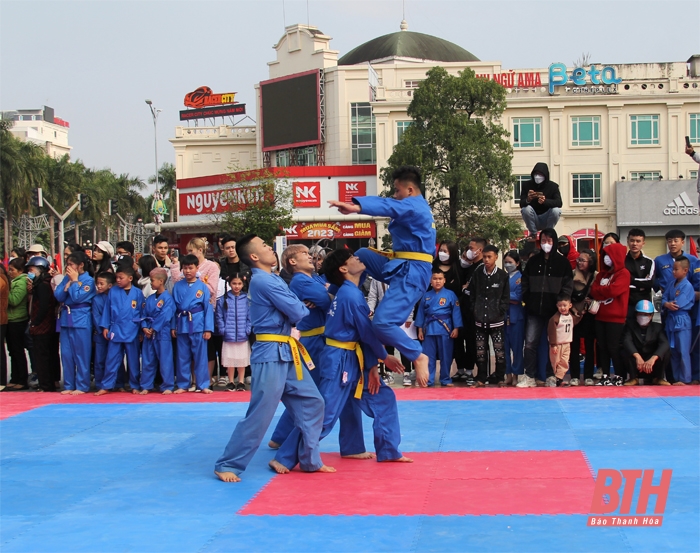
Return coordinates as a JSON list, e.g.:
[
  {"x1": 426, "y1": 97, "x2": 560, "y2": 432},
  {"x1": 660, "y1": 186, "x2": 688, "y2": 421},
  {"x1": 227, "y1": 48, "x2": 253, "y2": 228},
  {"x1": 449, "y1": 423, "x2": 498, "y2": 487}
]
[
  {"x1": 293, "y1": 181, "x2": 321, "y2": 208},
  {"x1": 549, "y1": 63, "x2": 621, "y2": 95}
]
